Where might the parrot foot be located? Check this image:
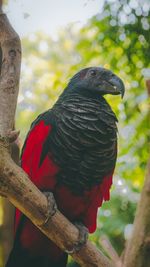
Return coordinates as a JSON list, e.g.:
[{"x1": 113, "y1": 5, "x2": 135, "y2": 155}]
[
  {"x1": 42, "y1": 191, "x2": 57, "y2": 225},
  {"x1": 65, "y1": 222, "x2": 89, "y2": 254}
]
